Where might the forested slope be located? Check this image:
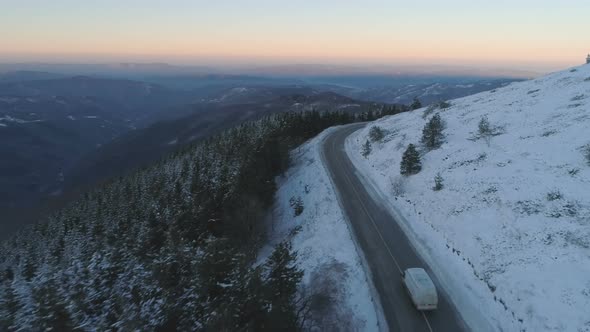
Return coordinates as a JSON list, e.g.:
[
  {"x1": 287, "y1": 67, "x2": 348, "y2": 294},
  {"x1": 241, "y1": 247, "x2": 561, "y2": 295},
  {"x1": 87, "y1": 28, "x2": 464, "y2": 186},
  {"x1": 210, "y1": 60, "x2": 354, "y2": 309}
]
[{"x1": 0, "y1": 106, "x2": 403, "y2": 331}]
